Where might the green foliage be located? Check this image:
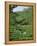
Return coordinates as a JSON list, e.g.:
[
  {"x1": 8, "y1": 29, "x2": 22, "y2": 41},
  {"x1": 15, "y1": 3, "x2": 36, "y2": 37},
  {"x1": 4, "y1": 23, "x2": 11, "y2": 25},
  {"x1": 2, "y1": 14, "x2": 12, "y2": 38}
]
[{"x1": 9, "y1": 8, "x2": 33, "y2": 41}]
